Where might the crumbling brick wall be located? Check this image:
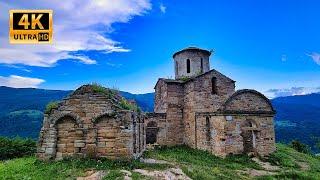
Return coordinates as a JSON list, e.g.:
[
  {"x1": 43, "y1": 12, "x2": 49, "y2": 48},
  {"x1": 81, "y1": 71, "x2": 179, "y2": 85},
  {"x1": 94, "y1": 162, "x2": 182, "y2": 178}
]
[{"x1": 37, "y1": 85, "x2": 145, "y2": 160}]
